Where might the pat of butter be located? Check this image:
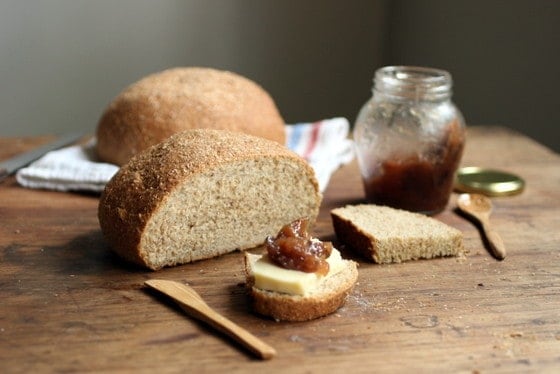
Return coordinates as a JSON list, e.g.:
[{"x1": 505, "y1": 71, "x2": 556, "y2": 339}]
[{"x1": 247, "y1": 248, "x2": 345, "y2": 296}]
